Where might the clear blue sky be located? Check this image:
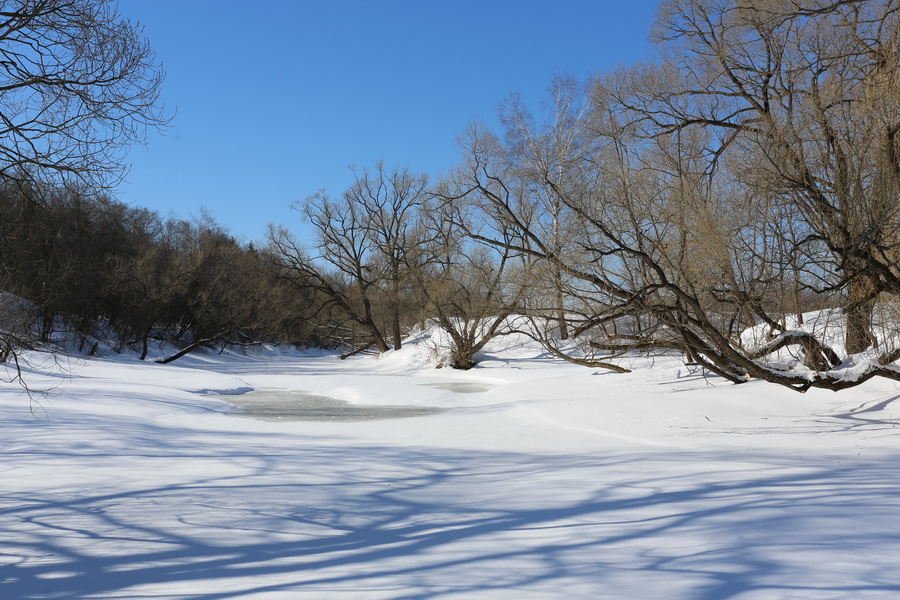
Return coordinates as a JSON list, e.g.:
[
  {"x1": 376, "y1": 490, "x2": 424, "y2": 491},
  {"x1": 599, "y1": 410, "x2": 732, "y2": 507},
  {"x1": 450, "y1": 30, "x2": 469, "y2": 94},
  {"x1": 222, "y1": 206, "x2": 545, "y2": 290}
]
[{"x1": 115, "y1": 1, "x2": 660, "y2": 243}]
